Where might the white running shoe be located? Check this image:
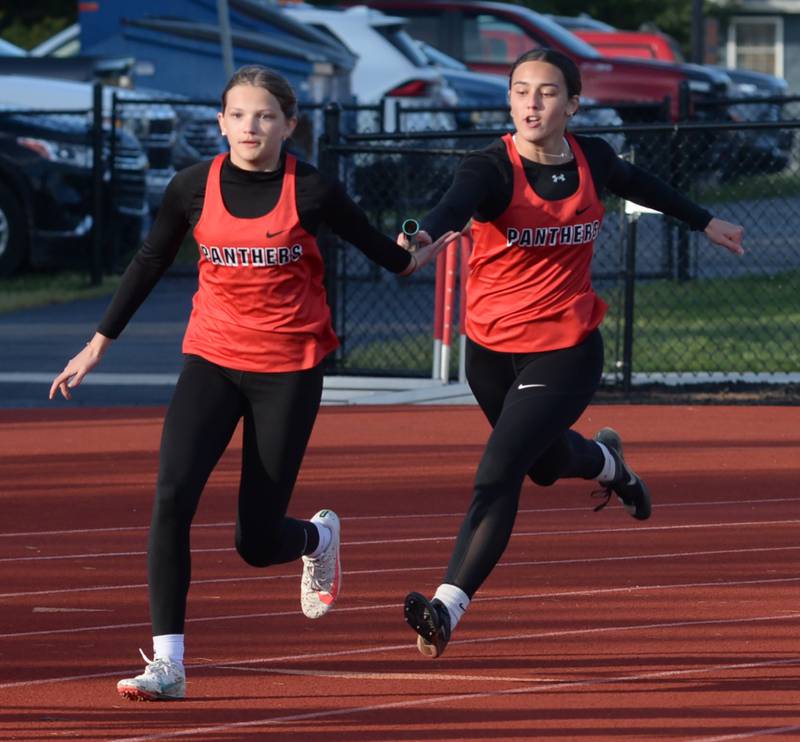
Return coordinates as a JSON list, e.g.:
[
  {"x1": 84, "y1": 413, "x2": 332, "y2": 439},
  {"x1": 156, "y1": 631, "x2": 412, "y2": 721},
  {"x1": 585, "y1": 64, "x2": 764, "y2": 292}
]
[
  {"x1": 301, "y1": 509, "x2": 341, "y2": 619},
  {"x1": 116, "y1": 649, "x2": 186, "y2": 701}
]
